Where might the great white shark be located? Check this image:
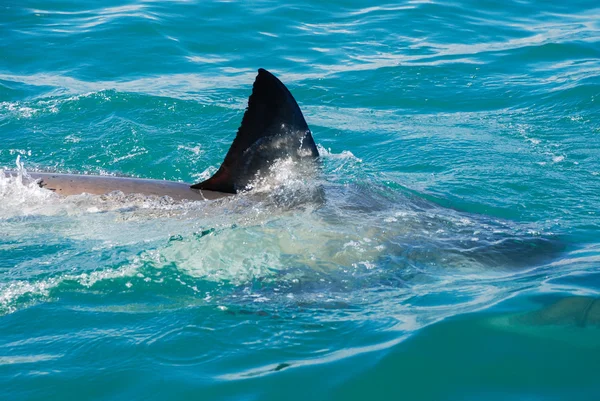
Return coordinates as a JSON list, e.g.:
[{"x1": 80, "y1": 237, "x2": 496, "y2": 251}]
[
  {"x1": 4, "y1": 68, "x2": 319, "y2": 201},
  {"x1": 2, "y1": 68, "x2": 595, "y2": 335}
]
